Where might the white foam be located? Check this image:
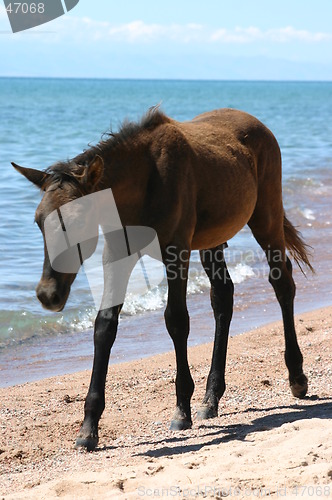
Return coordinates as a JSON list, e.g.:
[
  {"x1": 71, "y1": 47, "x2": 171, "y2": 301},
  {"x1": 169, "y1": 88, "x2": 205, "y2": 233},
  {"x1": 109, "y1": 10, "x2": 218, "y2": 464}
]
[
  {"x1": 64, "y1": 260, "x2": 256, "y2": 320},
  {"x1": 300, "y1": 208, "x2": 316, "y2": 220},
  {"x1": 122, "y1": 287, "x2": 167, "y2": 315},
  {"x1": 121, "y1": 262, "x2": 256, "y2": 315},
  {"x1": 229, "y1": 263, "x2": 255, "y2": 283}
]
